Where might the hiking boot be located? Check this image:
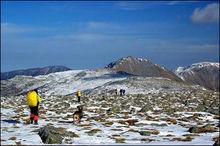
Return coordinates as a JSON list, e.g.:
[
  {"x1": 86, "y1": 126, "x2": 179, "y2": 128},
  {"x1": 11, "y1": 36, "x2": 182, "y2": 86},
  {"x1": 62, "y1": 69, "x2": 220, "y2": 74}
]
[{"x1": 34, "y1": 121, "x2": 38, "y2": 125}]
